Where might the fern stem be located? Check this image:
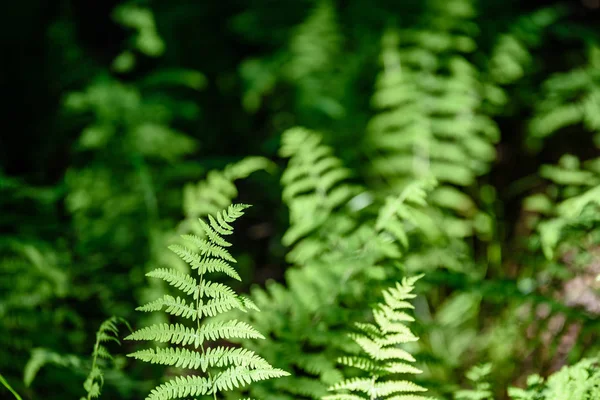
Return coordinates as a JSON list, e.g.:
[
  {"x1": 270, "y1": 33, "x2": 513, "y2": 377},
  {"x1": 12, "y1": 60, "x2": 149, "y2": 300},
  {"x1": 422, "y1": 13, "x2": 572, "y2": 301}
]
[
  {"x1": 87, "y1": 329, "x2": 102, "y2": 400},
  {"x1": 0, "y1": 373, "x2": 23, "y2": 400},
  {"x1": 197, "y1": 256, "x2": 217, "y2": 398}
]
